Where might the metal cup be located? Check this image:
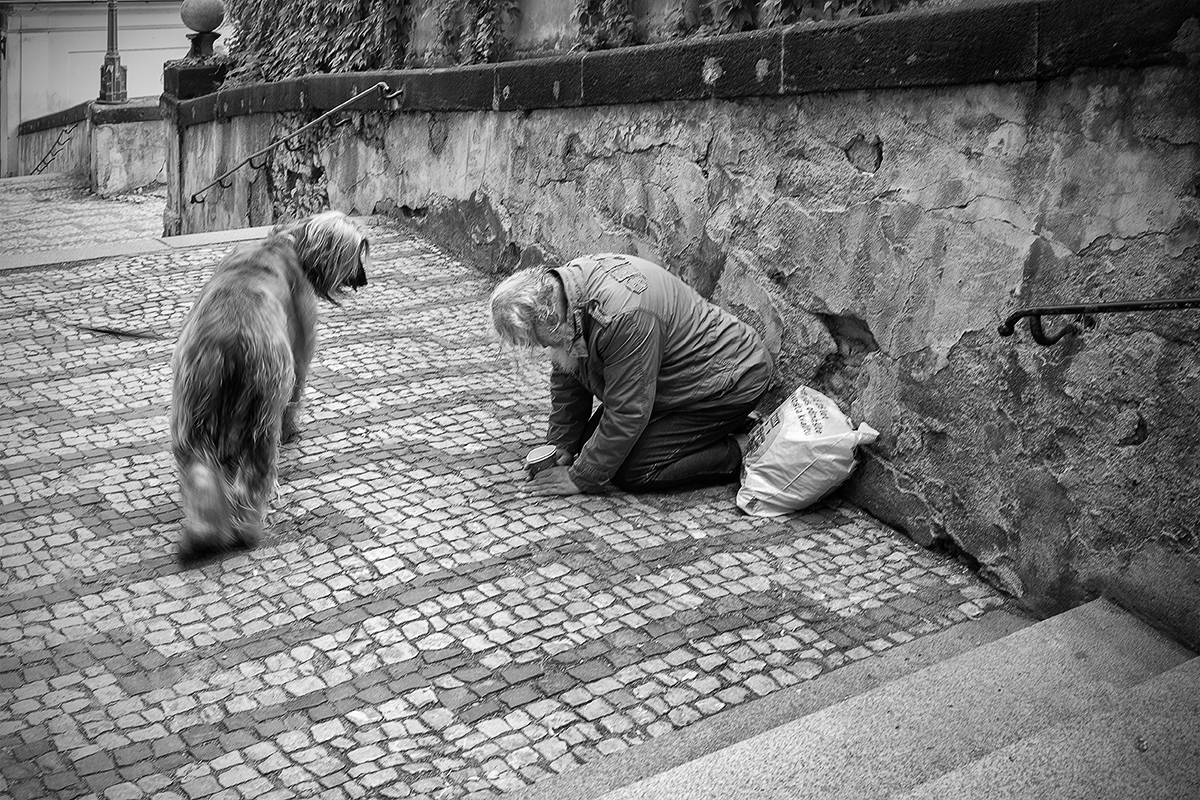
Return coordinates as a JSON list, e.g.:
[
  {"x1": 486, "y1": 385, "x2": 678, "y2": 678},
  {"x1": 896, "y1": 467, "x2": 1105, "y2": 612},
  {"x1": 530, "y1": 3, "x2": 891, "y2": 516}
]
[{"x1": 525, "y1": 444, "x2": 559, "y2": 479}]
